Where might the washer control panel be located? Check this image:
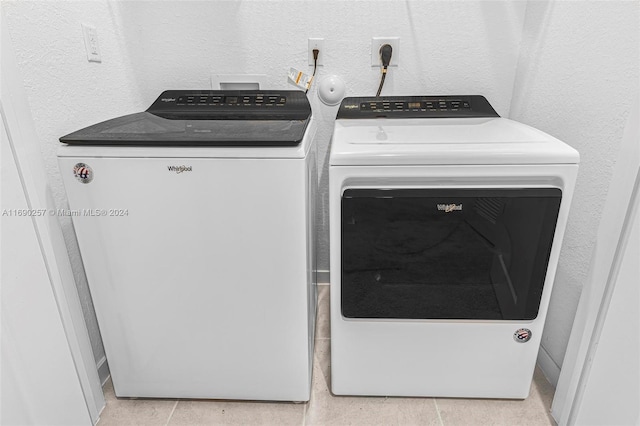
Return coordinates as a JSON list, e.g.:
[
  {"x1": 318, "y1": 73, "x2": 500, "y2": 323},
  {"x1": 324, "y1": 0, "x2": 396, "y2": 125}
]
[
  {"x1": 175, "y1": 94, "x2": 287, "y2": 107},
  {"x1": 148, "y1": 90, "x2": 311, "y2": 120},
  {"x1": 337, "y1": 95, "x2": 499, "y2": 119}
]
